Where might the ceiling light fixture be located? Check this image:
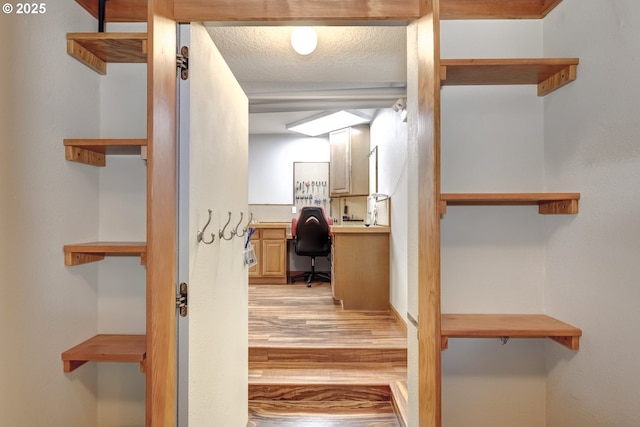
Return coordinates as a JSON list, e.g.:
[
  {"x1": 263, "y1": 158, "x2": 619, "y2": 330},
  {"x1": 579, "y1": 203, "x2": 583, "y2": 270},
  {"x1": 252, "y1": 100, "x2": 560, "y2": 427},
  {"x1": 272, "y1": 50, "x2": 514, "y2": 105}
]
[
  {"x1": 291, "y1": 27, "x2": 318, "y2": 55},
  {"x1": 286, "y1": 110, "x2": 371, "y2": 137}
]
